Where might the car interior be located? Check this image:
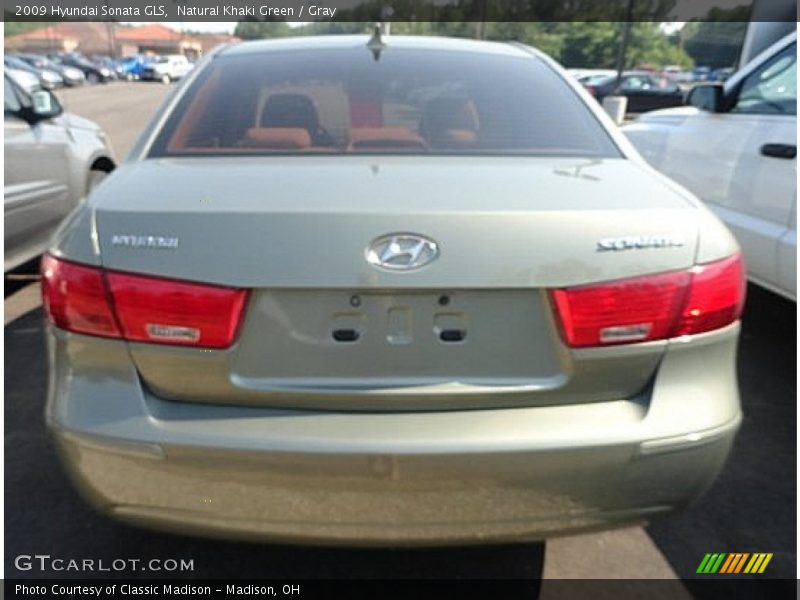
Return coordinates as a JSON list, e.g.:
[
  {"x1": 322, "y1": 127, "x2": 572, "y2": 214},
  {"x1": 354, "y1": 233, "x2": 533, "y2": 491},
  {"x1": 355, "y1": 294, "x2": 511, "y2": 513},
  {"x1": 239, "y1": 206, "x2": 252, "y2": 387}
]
[
  {"x1": 157, "y1": 49, "x2": 618, "y2": 158},
  {"x1": 169, "y1": 86, "x2": 484, "y2": 153}
]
